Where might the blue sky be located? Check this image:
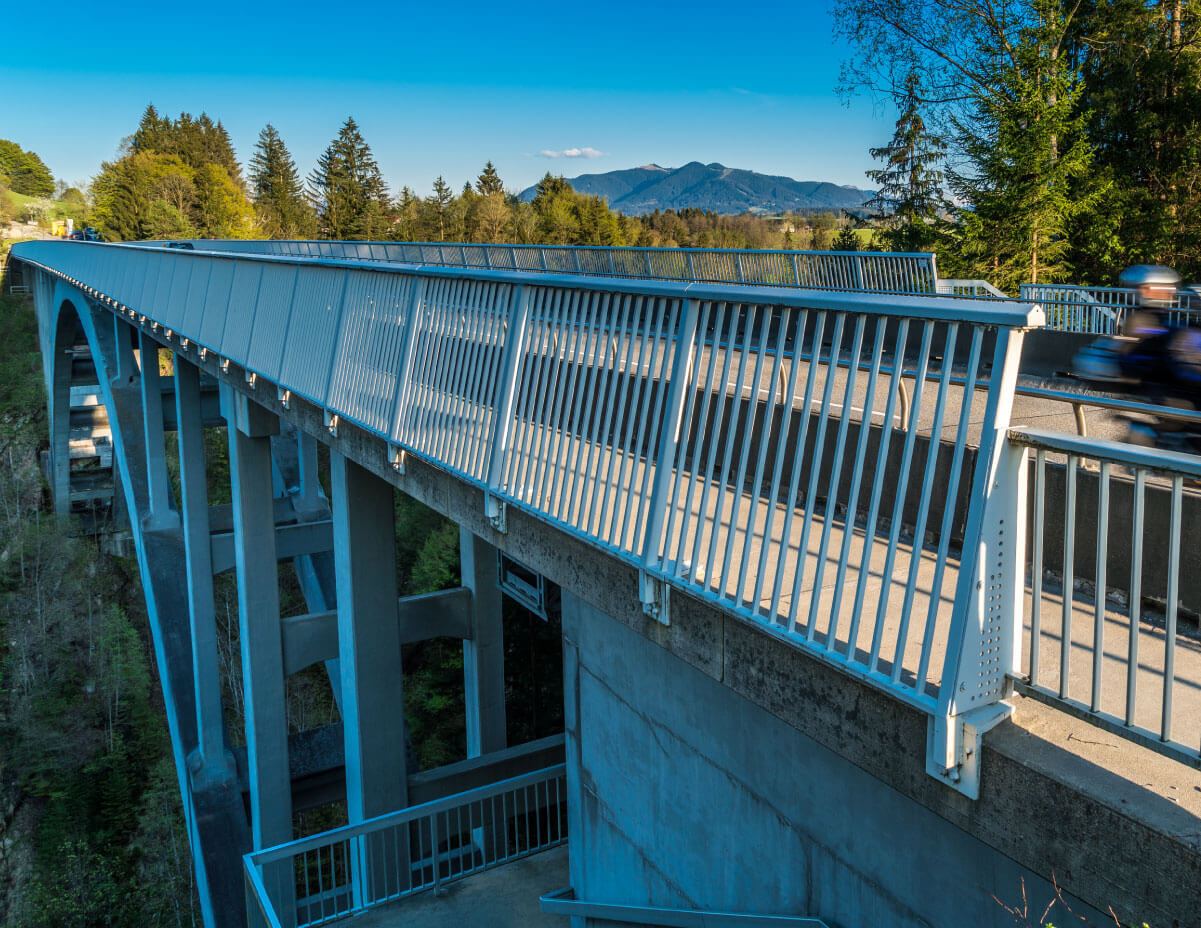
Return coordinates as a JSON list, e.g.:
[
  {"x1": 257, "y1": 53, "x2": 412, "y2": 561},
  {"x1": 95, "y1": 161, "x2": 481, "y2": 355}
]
[{"x1": 1, "y1": 0, "x2": 894, "y2": 197}]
